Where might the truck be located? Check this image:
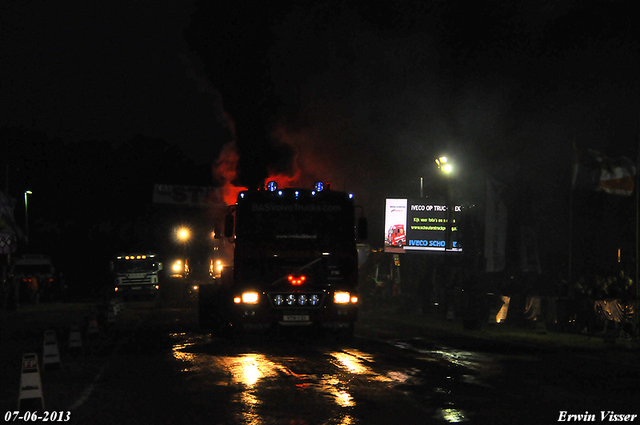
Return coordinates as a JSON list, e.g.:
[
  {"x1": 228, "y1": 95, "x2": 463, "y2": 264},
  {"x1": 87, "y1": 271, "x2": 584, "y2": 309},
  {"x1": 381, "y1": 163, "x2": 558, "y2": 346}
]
[
  {"x1": 111, "y1": 253, "x2": 163, "y2": 298},
  {"x1": 199, "y1": 181, "x2": 367, "y2": 338},
  {"x1": 12, "y1": 254, "x2": 56, "y2": 303},
  {"x1": 386, "y1": 224, "x2": 406, "y2": 247}
]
